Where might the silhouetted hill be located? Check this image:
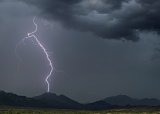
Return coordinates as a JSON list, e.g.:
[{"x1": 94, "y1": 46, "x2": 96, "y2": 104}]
[
  {"x1": 137, "y1": 98, "x2": 160, "y2": 106},
  {"x1": 34, "y1": 92, "x2": 57, "y2": 100},
  {"x1": 0, "y1": 91, "x2": 82, "y2": 109},
  {"x1": 0, "y1": 91, "x2": 86, "y2": 109},
  {"x1": 103, "y1": 95, "x2": 160, "y2": 106},
  {"x1": 0, "y1": 91, "x2": 45, "y2": 107},
  {"x1": 103, "y1": 95, "x2": 137, "y2": 106},
  {"x1": 1, "y1": 91, "x2": 160, "y2": 110},
  {"x1": 34, "y1": 92, "x2": 84, "y2": 109},
  {"x1": 85, "y1": 100, "x2": 112, "y2": 110}
]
